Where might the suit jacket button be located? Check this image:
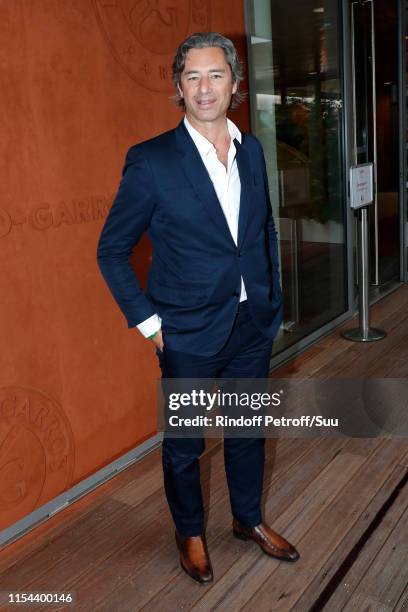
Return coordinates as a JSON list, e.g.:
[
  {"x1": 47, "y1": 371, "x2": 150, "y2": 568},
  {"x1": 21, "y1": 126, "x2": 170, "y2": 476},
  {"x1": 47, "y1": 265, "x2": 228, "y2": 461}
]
[{"x1": 233, "y1": 291, "x2": 239, "y2": 297}]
